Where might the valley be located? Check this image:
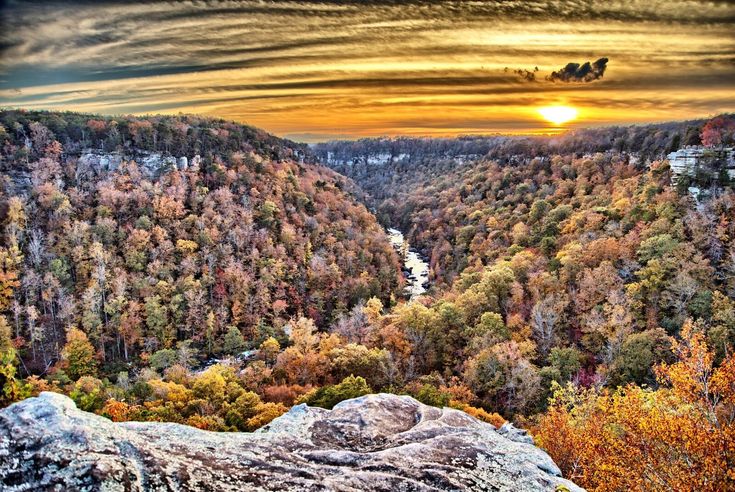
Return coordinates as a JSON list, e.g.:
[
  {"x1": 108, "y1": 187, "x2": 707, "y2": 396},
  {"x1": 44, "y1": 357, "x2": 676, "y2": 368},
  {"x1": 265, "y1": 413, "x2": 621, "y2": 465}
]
[
  {"x1": 0, "y1": 1, "x2": 733, "y2": 489},
  {"x1": 0, "y1": 110, "x2": 734, "y2": 491}
]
